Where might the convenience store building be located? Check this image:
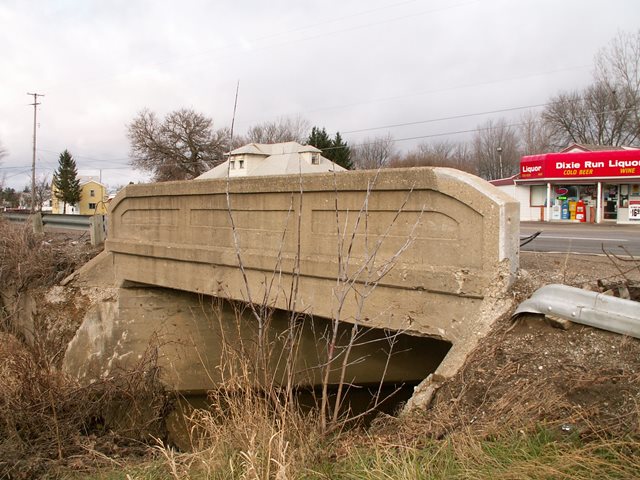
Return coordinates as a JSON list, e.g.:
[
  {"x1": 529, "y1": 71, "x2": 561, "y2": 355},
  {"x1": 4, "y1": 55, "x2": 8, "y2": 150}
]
[{"x1": 492, "y1": 145, "x2": 640, "y2": 223}]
